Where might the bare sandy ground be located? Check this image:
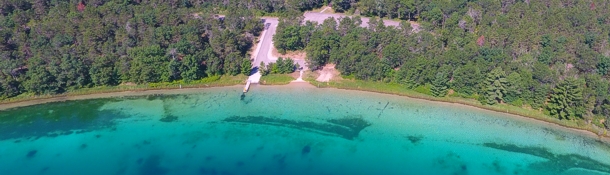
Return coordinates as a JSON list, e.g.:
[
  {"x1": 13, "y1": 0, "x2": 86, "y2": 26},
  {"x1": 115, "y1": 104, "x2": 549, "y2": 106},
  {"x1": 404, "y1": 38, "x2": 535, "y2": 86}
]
[
  {"x1": 271, "y1": 47, "x2": 306, "y2": 60},
  {"x1": 305, "y1": 7, "x2": 420, "y2": 33},
  {"x1": 316, "y1": 64, "x2": 340, "y2": 82},
  {"x1": 271, "y1": 47, "x2": 308, "y2": 70}
]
